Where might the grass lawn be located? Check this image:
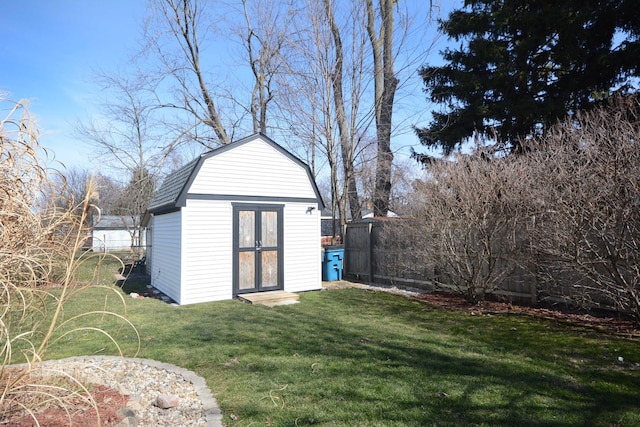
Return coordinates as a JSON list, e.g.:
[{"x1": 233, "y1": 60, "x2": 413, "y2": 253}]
[{"x1": 35, "y1": 254, "x2": 640, "y2": 426}]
